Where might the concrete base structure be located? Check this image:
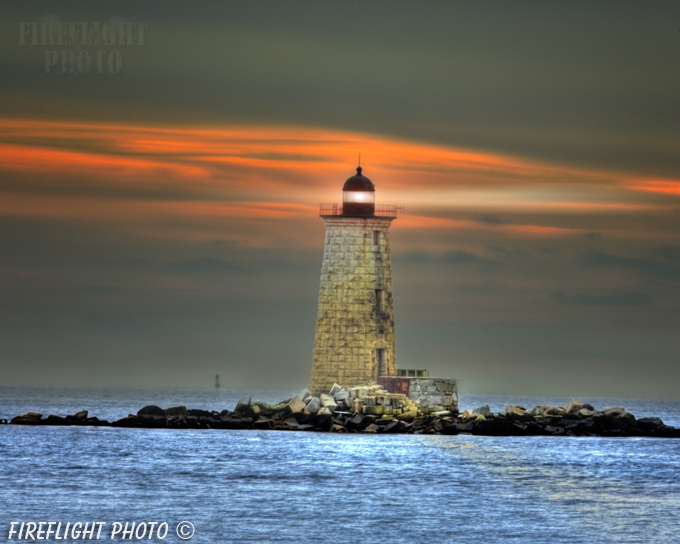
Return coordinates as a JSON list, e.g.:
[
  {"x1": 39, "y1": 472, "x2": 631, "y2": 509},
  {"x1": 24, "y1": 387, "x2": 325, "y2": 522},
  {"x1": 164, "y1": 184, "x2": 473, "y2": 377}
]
[{"x1": 378, "y1": 376, "x2": 458, "y2": 415}]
